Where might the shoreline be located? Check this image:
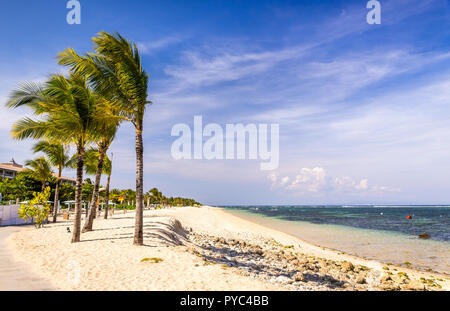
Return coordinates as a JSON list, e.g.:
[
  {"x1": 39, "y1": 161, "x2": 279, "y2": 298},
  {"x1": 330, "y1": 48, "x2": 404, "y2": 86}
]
[
  {"x1": 5, "y1": 206, "x2": 450, "y2": 291},
  {"x1": 221, "y1": 207, "x2": 450, "y2": 275},
  {"x1": 211, "y1": 207, "x2": 450, "y2": 279}
]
